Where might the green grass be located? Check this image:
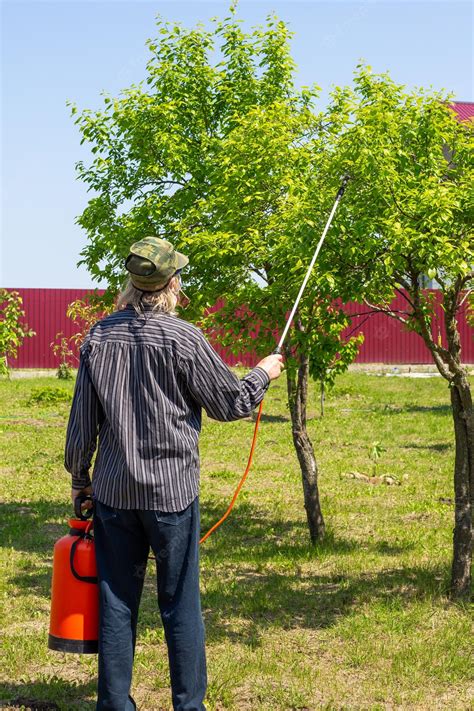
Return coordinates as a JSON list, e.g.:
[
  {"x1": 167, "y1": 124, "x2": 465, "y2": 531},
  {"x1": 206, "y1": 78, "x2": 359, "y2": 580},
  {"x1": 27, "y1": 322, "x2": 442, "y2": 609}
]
[{"x1": 0, "y1": 371, "x2": 472, "y2": 710}]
